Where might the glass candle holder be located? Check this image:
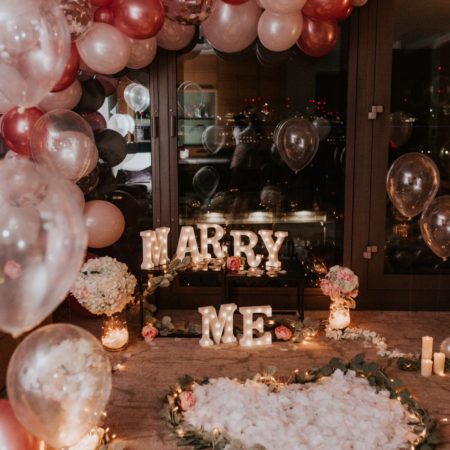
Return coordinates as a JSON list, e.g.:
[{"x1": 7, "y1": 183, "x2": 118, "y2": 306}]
[
  {"x1": 101, "y1": 311, "x2": 129, "y2": 352},
  {"x1": 329, "y1": 307, "x2": 351, "y2": 330}
]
